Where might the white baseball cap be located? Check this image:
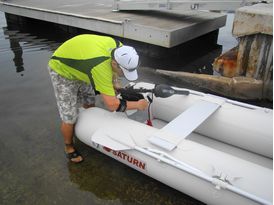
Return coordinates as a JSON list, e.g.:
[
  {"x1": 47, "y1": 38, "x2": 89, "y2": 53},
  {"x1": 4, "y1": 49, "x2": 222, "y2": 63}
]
[{"x1": 113, "y1": 46, "x2": 139, "y2": 81}]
